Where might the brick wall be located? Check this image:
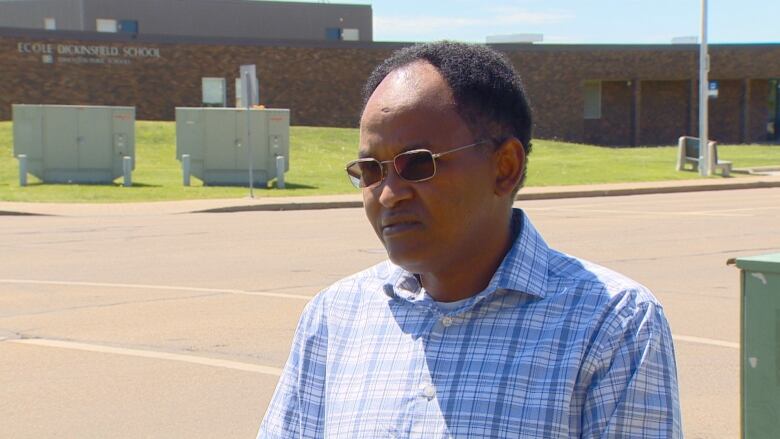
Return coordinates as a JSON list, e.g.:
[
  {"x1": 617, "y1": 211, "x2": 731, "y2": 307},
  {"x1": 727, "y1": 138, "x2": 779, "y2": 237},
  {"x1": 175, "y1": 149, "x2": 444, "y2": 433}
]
[
  {"x1": 640, "y1": 81, "x2": 690, "y2": 146},
  {"x1": 749, "y1": 80, "x2": 771, "y2": 141},
  {"x1": 584, "y1": 81, "x2": 633, "y2": 146},
  {"x1": 709, "y1": 80, "x2": 742, "y2": 143},
  {"x1": 0, "y1": 35, "x2": 394, "y2": 126},
  {"x1": 2, "y1": 29, "x2": 779, "y2": 146}
]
